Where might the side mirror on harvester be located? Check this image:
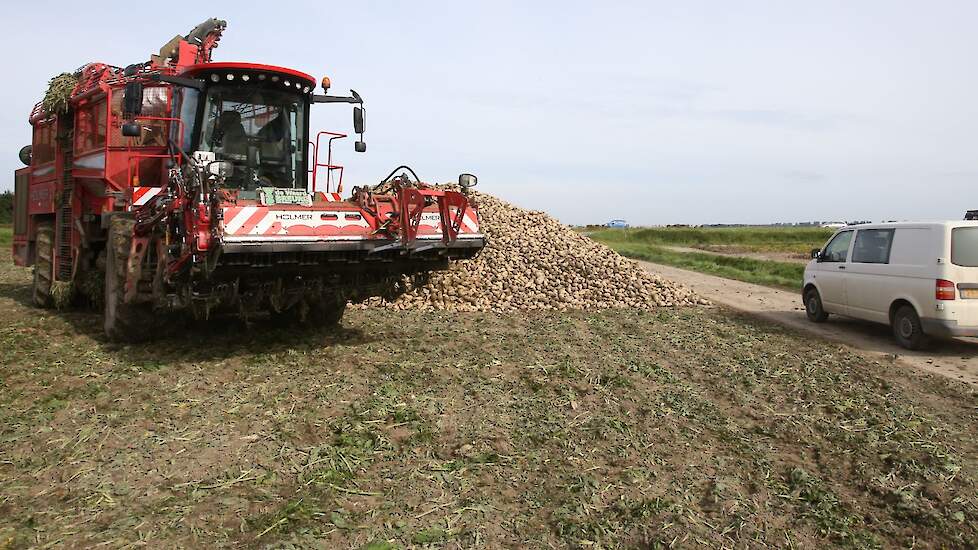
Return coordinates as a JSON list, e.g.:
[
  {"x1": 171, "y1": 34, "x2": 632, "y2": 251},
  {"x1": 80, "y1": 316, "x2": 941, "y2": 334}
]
[
  {"x1": 353, "y1": 106, "x2": 366, "y2": 152},
  {"x1": 123, "y1": 82, "x2": 144, "y2": 116},
  {"x1": 121, "y1": 123, "x2": 141, "y2": 137},
  {"x1": 353, "y1": 106, "x2": 365, "y2": 134},
  {"x1": 18, "y1": 145, "x2": 32, "y2": 166}
]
